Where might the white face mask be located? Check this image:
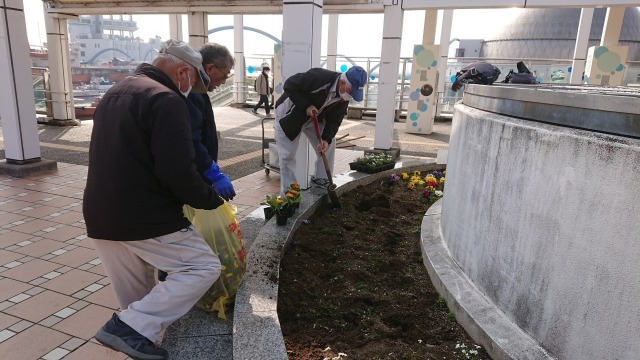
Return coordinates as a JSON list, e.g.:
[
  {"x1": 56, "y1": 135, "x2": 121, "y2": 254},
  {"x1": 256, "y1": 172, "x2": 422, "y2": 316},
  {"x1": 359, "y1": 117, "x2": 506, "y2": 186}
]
[
  {"x1": 339, "y1": 89, "x2": 352, "y2": 102},
  {"x1": 179, "y1": 72, "x2": 192, "y2": 97}
]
